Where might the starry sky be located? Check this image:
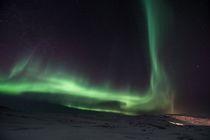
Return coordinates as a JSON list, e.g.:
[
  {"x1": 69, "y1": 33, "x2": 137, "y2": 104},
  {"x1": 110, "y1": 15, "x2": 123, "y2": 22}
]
[{"x1": 0, "y1": 0, "x2": 209, "y2": 115}]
